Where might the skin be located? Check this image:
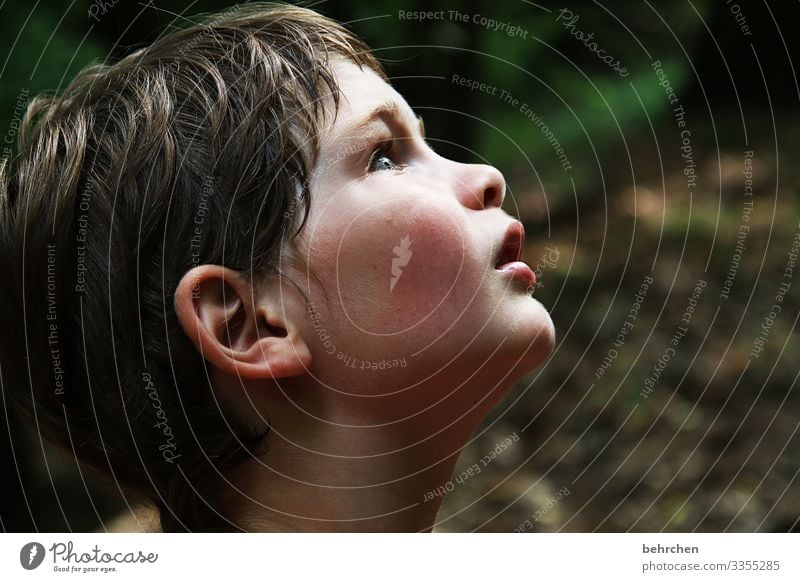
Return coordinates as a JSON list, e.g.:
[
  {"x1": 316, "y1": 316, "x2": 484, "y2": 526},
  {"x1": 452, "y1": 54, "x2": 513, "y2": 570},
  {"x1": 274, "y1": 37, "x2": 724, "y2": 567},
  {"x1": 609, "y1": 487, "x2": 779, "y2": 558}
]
[{"x1": 174, "y1": 58, "x2": 555, "y2": 531}]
